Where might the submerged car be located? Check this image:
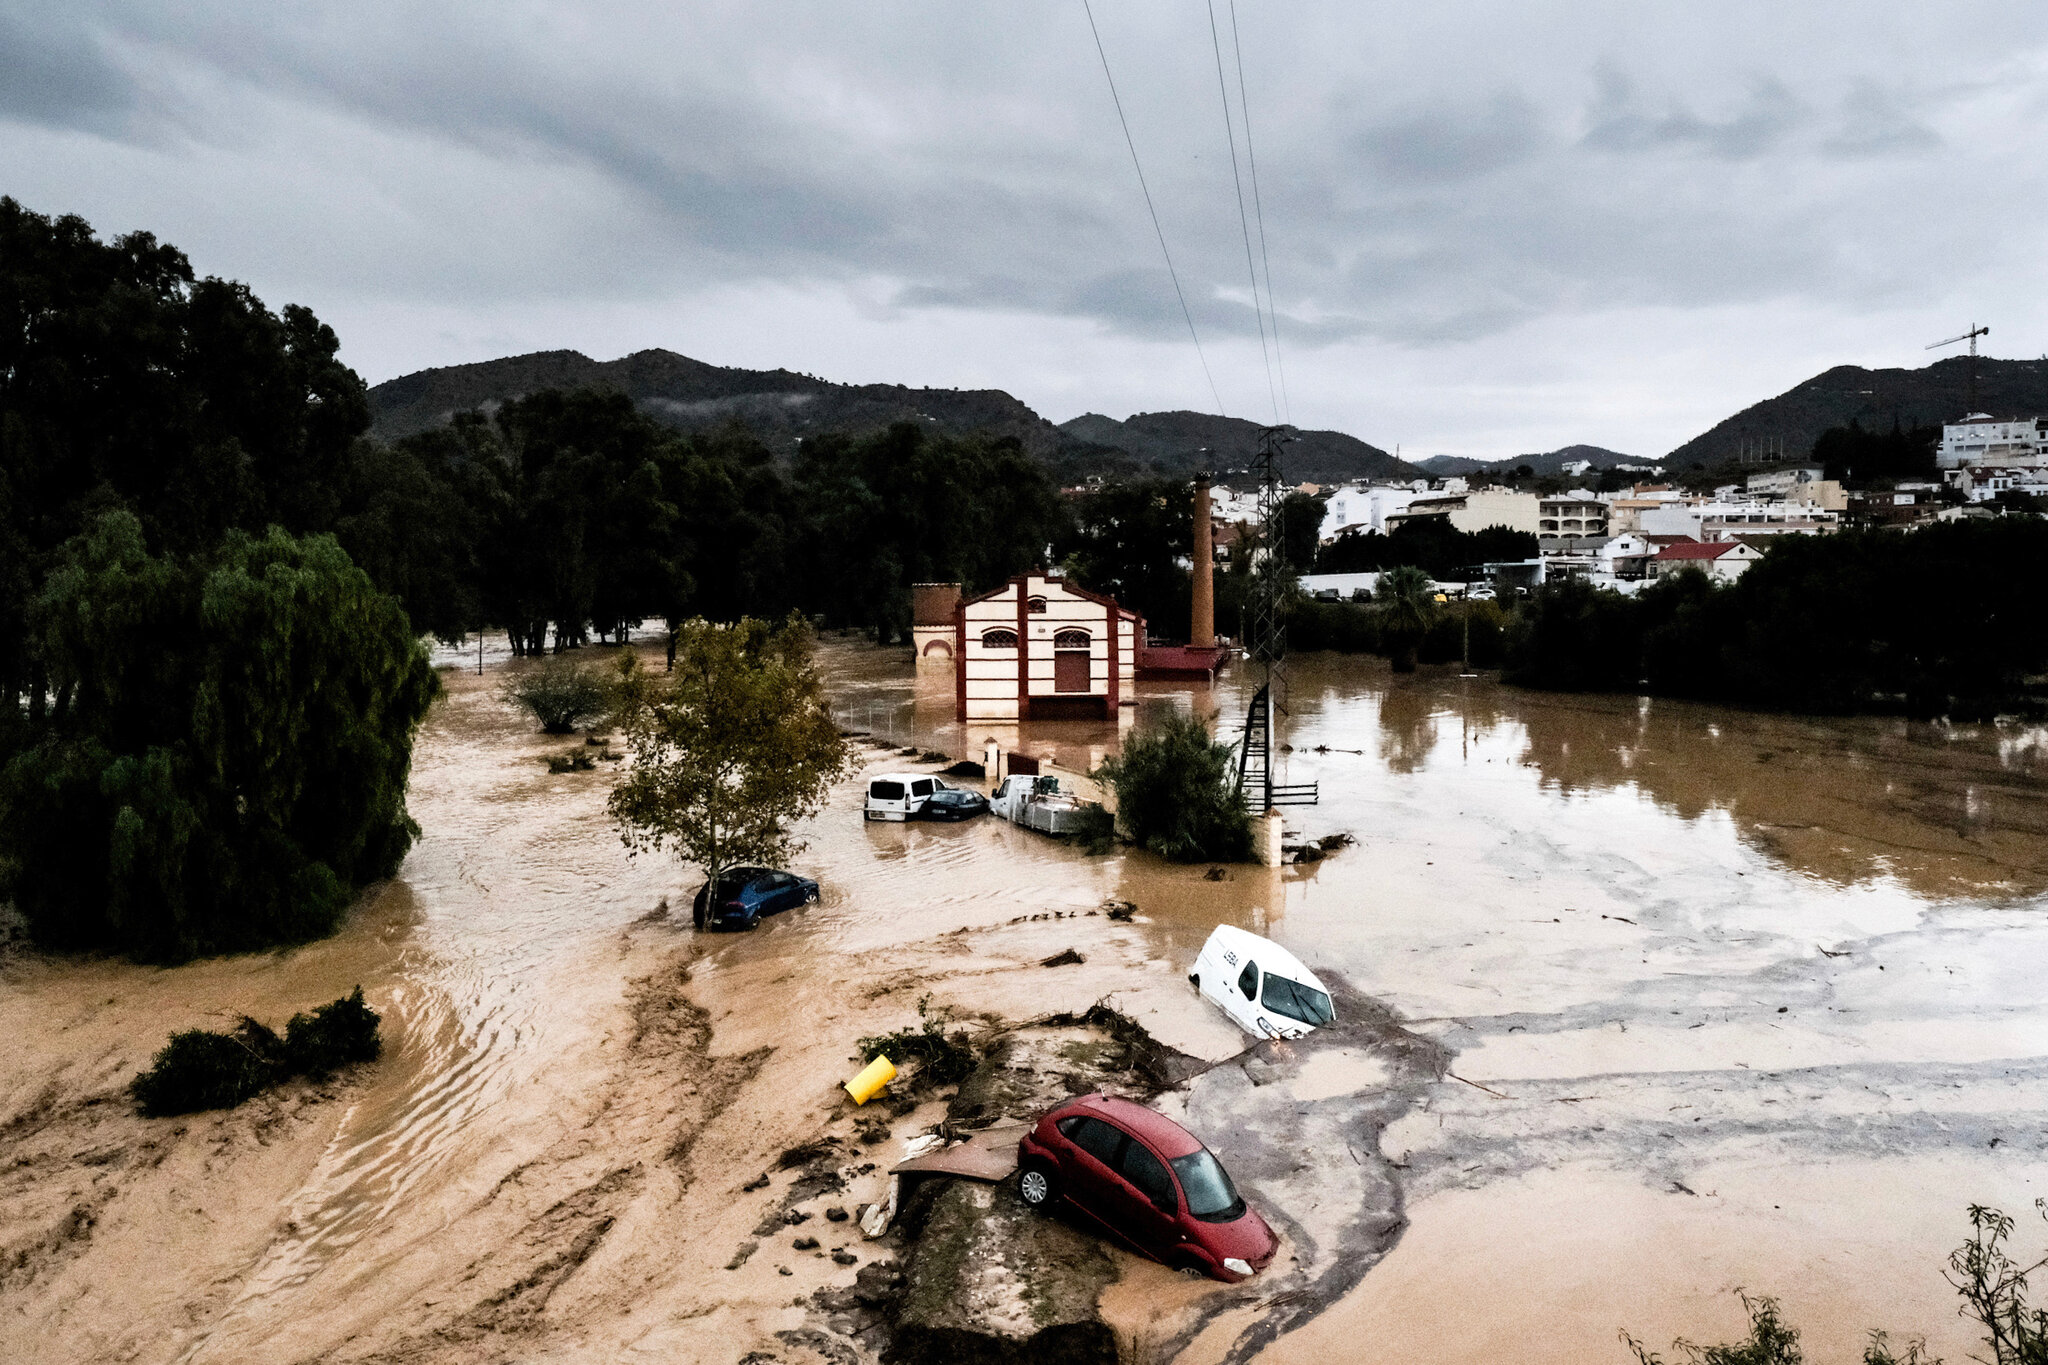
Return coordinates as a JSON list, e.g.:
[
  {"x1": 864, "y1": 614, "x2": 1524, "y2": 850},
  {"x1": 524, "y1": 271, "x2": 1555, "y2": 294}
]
[
  {"x1": 691, "y1": 867, "x2": 819, "y2": 930},
  {"x1": 1016, "y1": 1093, "x2": 1277, "y2": 1282},
  {"x1": 915, "y1": 787, "x2": 989, "y2": 821},
  {"x1": 1190, "y1": 925, "x2": 1335, "y2": 1040},
  {"x1": 865, "y1": 773, "x2": 945, "y2": 822}
]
